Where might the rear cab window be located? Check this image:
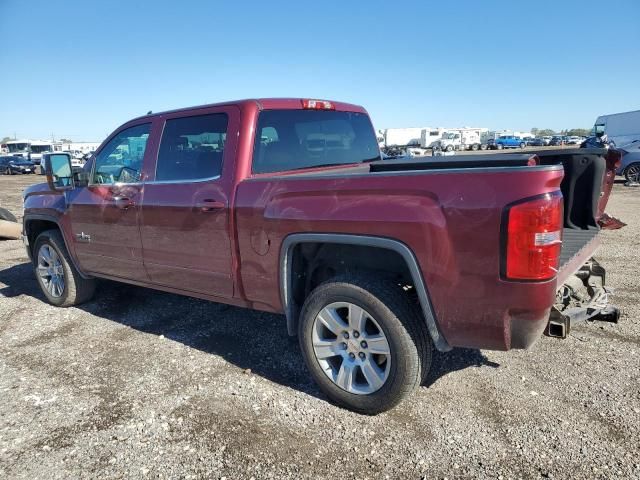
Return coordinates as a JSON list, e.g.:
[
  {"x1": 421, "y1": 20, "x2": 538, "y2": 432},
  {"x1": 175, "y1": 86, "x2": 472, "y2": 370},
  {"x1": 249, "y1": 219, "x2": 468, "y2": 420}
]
[{"x1": 252, "y1": 110, "x2": 380, "y2": 174}]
